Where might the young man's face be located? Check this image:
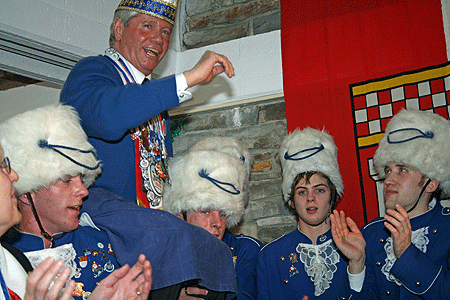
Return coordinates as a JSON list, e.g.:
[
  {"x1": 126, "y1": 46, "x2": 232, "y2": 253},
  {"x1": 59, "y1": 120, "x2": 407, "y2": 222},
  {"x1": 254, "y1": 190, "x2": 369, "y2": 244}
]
[
  {"x1": 113, "y1": 14, "x2": 172, "y2": 76},
  {"x1": 383, "y1": 163, "x2": 429, "y2": 213},
  {"x1": 291, "y1": 173, "x2": 332, "y2": 229},
  {"x1": 28, "y1": 174, "x2": 88, "y2": 236},
  {"x1": 185, "y1": 209, "x2": 227, "y2": 240}
]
